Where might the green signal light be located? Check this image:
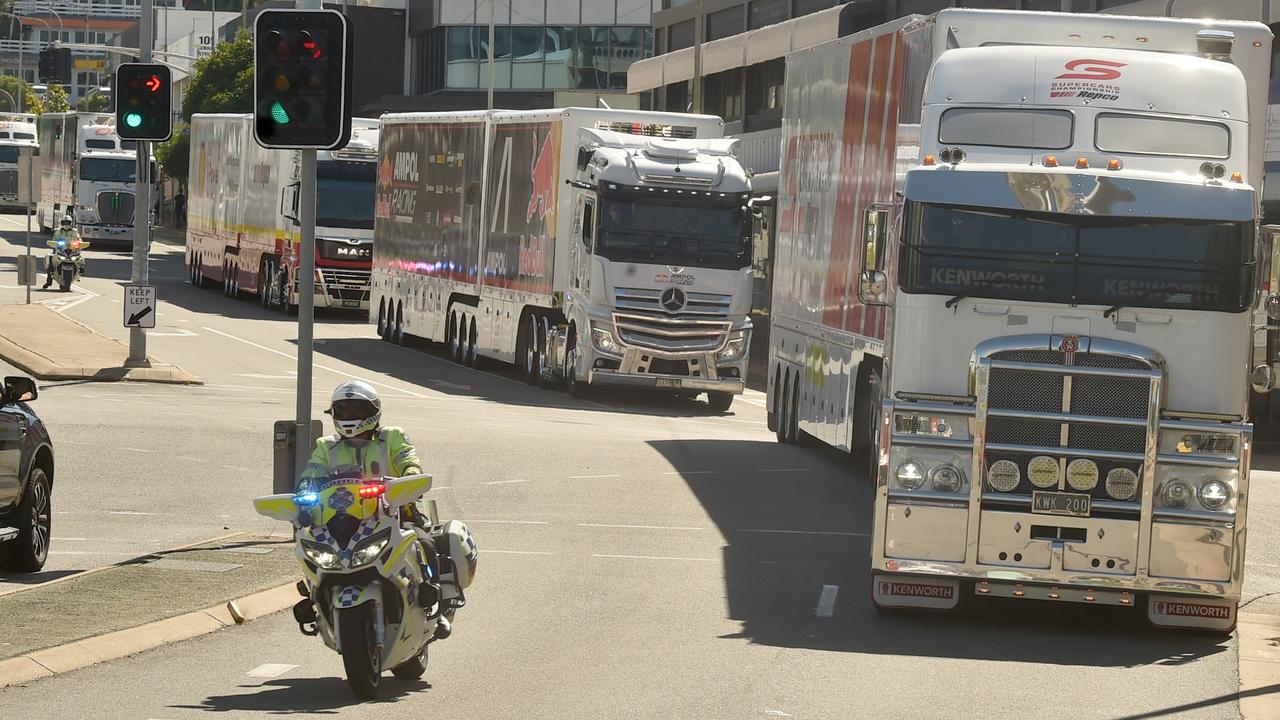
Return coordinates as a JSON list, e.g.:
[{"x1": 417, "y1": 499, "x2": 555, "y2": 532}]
[
  {"x1": 124, "y1": 112, "x2": 143, "y2": 128},
  {"x1": 271, "y1": 101, "x2": 290, "y2": 124}
]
